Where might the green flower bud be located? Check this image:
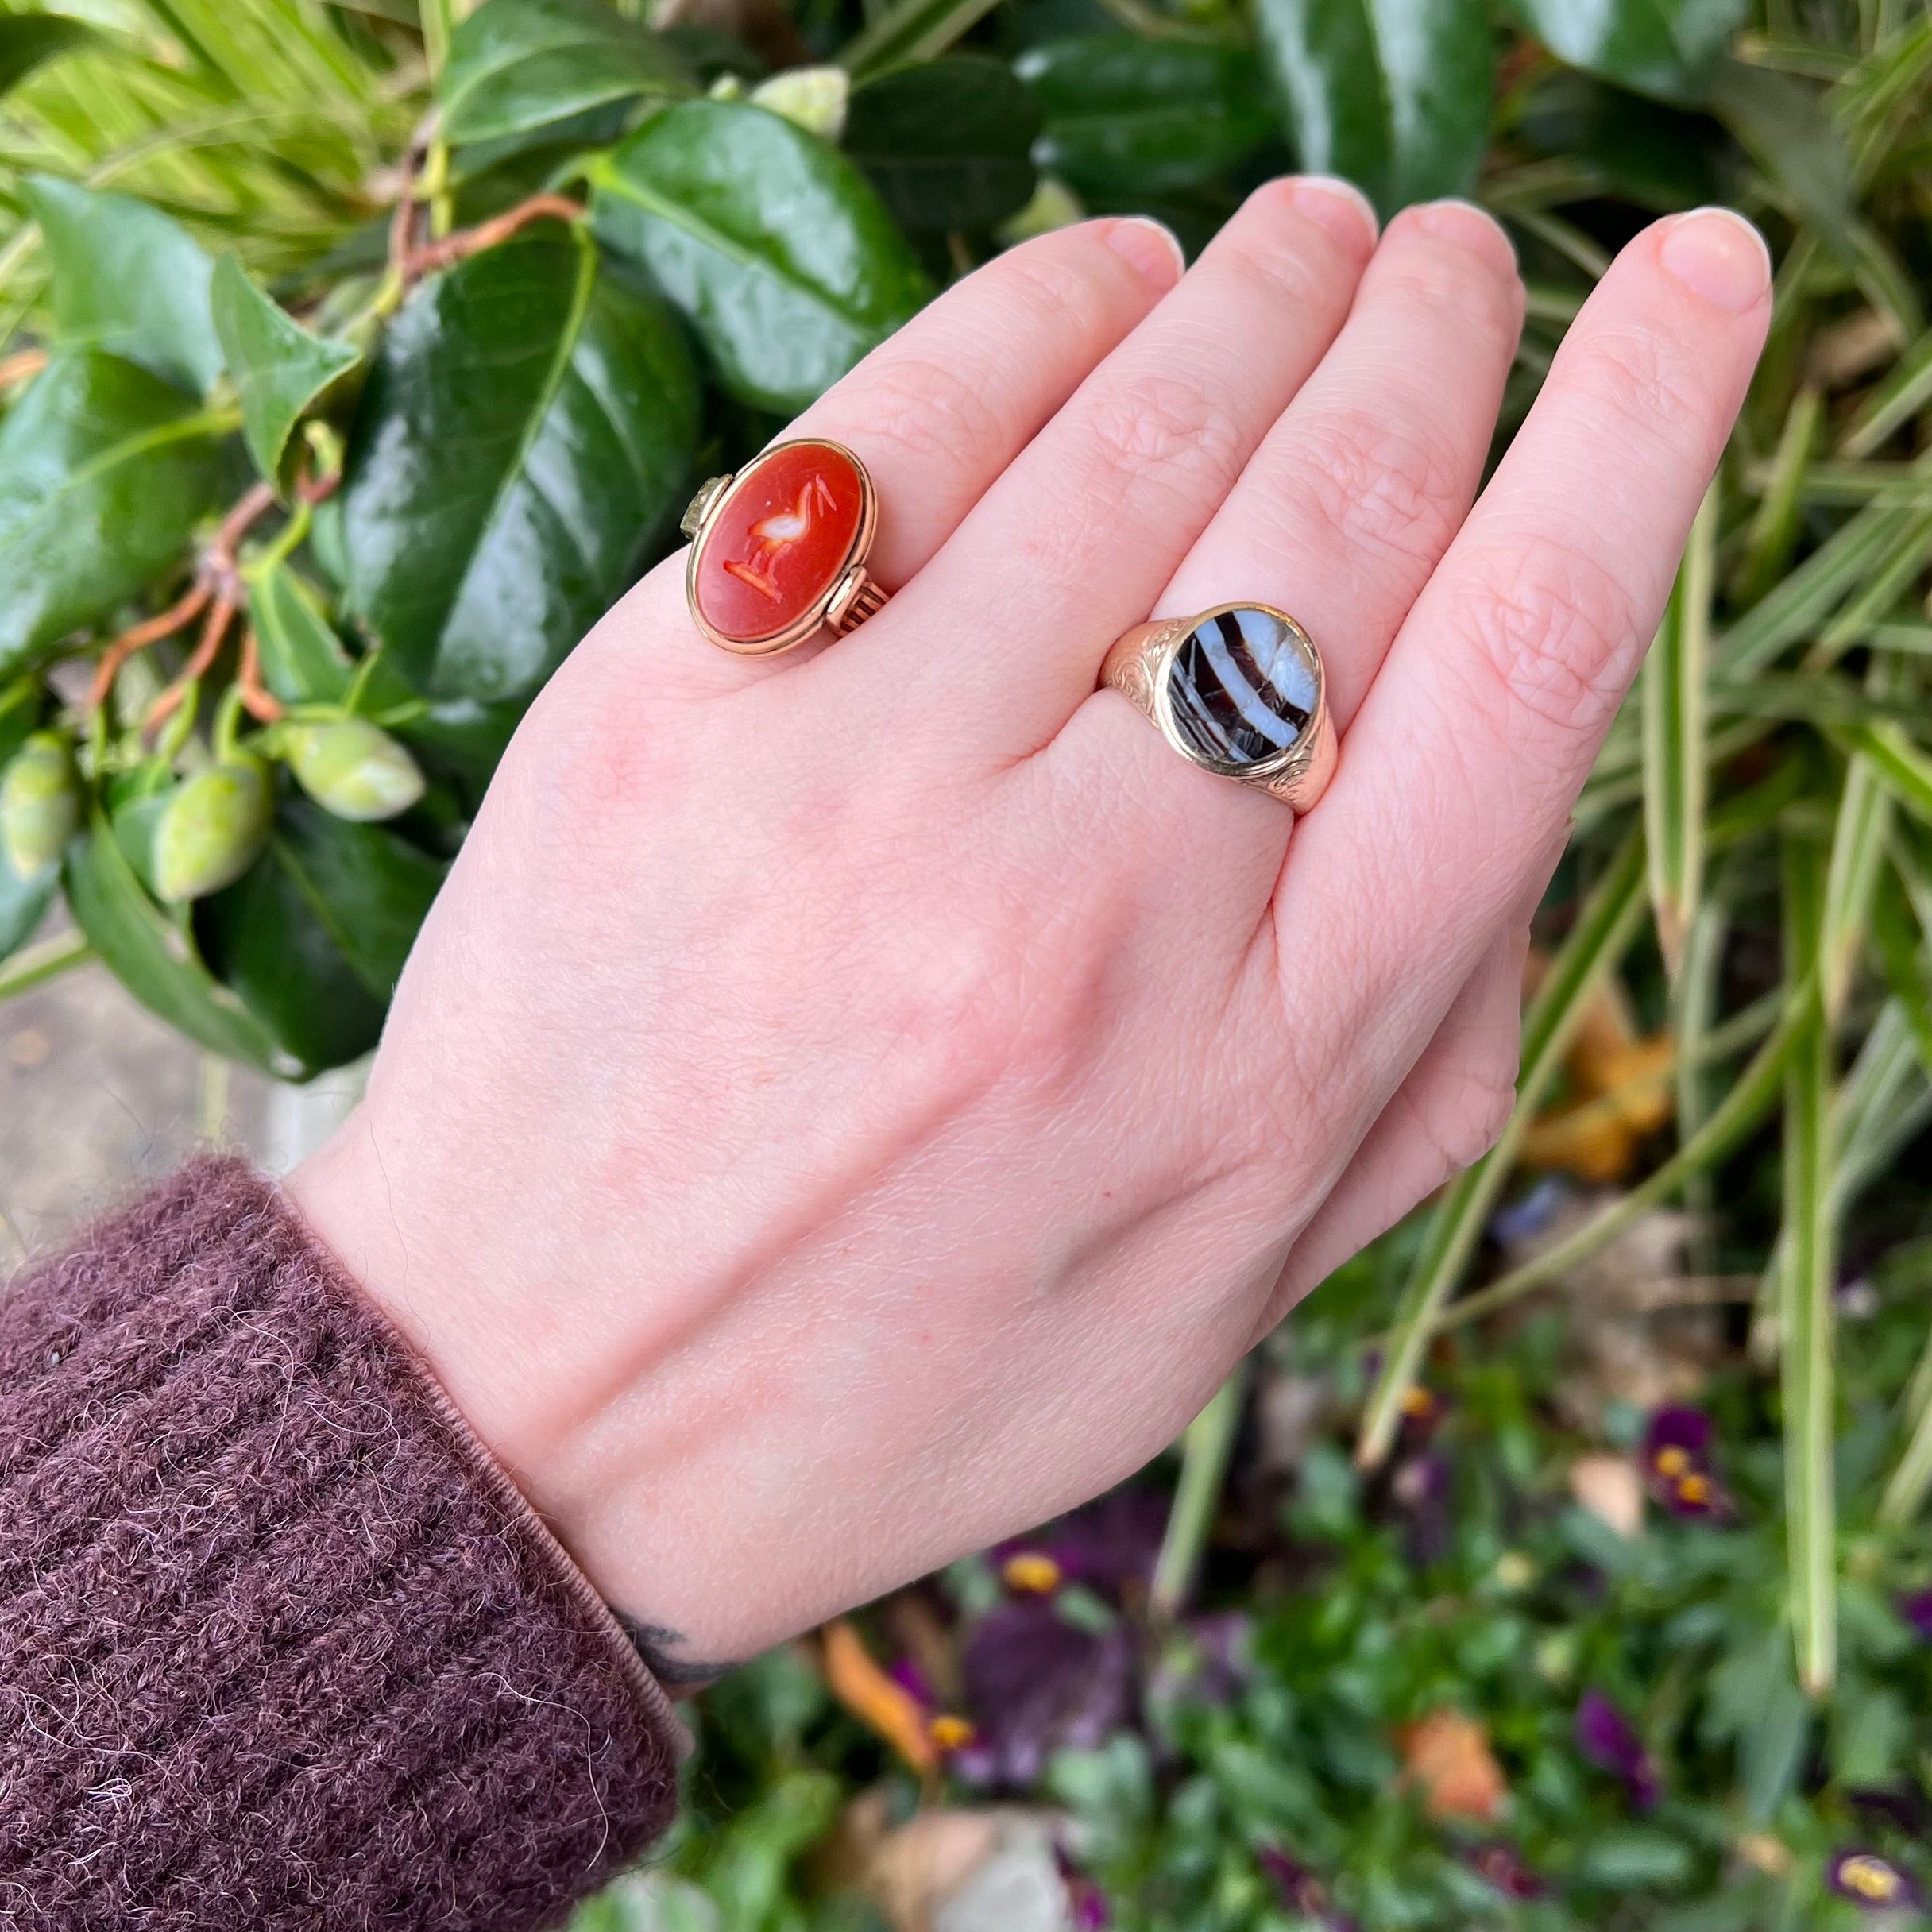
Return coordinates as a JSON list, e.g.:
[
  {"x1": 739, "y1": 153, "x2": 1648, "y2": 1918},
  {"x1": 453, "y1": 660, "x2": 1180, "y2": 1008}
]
[
  {"x1": 153, "y1": 759, "x2": 272, "y2": 903},
  {"x1": 748, "y1": 65, "x2": 848, "y2": 140},
  {"x1": 284, "y1": 718, "x2": 425, "y2": 822},
  {"x1": 1, "y1": 732, "x2": 81, "y2": 879}
]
